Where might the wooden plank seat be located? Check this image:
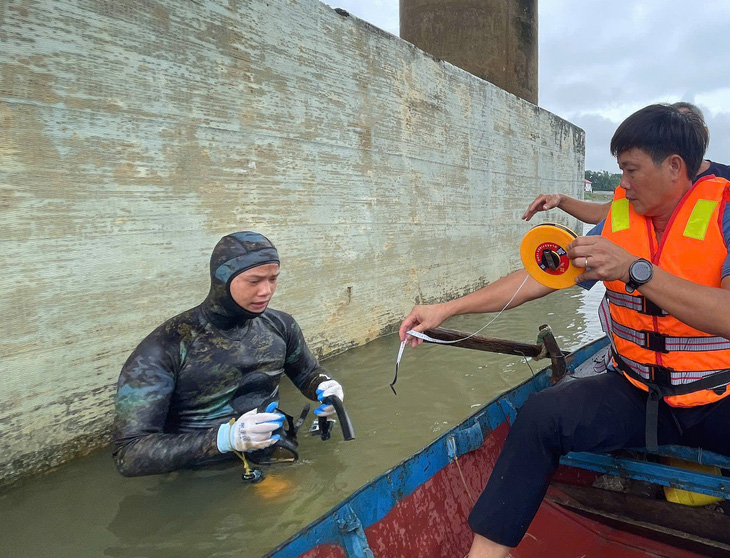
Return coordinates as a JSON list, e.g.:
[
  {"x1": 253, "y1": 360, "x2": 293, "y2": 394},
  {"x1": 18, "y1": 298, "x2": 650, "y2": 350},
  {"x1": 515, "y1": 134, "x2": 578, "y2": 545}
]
[
  {"x1": 560, "y1": 446, "x2": 730, "y2": 500},
  {"x1": 649, "y1": 445, "x2": 730, "y2": 469},
  {"x1": 547, "y1": 482, "x2": 730, "y2": 556}
]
